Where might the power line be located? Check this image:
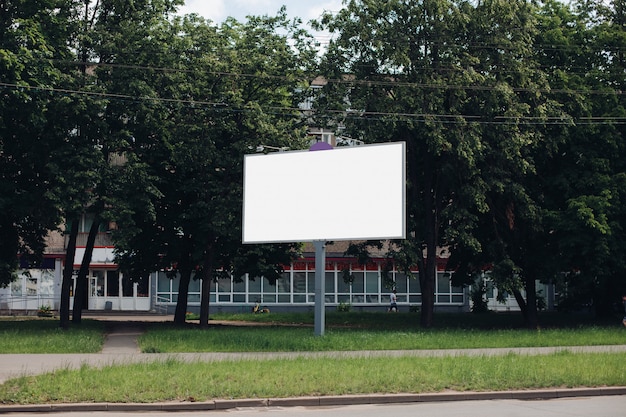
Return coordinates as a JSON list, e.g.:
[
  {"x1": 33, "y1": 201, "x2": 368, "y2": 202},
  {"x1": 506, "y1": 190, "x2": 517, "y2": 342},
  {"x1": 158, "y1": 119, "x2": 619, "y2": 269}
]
[
  {"x1": 2, "y1": 81, "x2": 624, "y2": 126},
  {"x1": 44, "y1": 59, "x2": 626, "y2": 97}
]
